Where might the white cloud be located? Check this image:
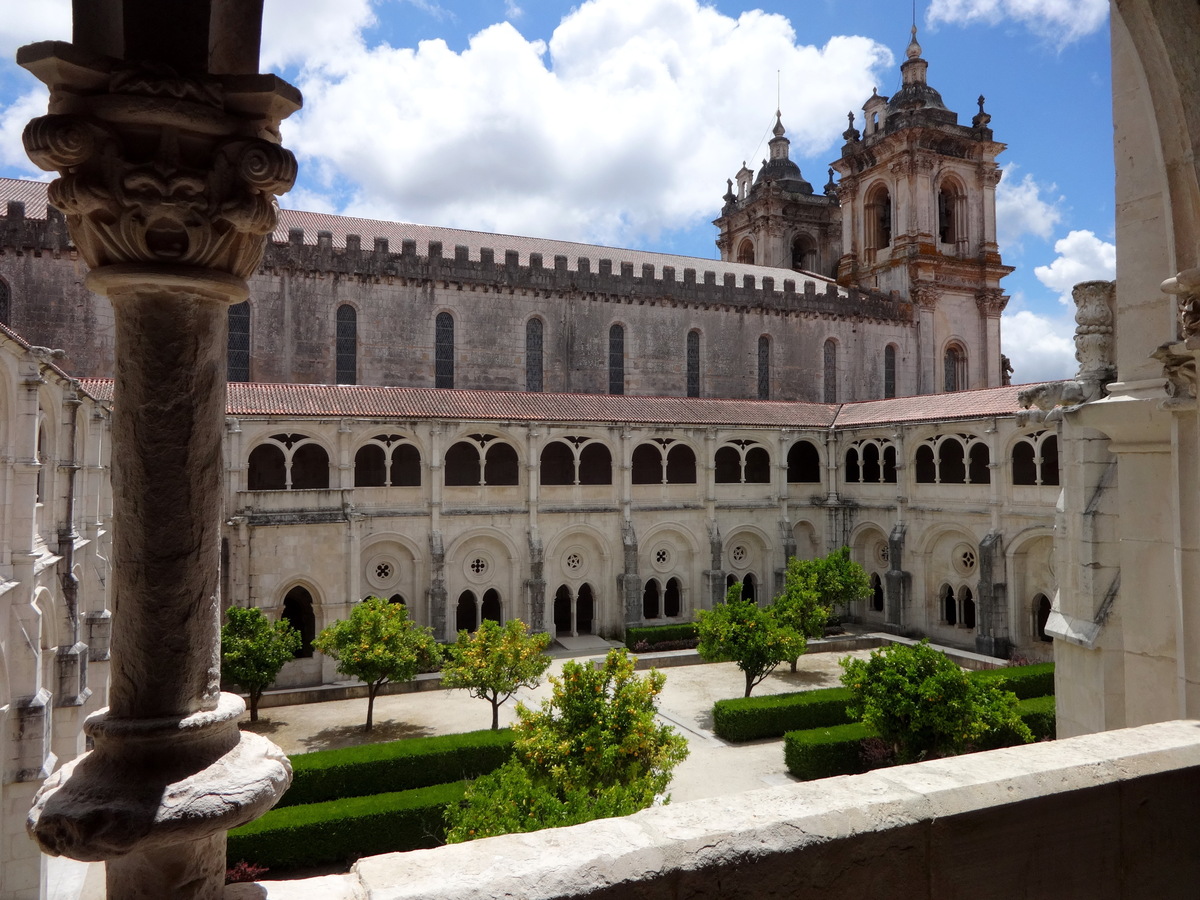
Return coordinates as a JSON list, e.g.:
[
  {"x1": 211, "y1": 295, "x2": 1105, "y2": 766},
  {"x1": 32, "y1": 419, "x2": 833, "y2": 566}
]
[
  {"x1": 928, "y1": 0, "x2": 1108, "y2": 46},
  {"x1": 1001, "y1": 307, "x2": 1076, "y2": 384},
  {"x1": 505, "y1": 0, "x2": 524, "y2": 19},
  {"x1": 995, "y1": 169, "x2": 1062, "y2": 253},
  {"x1": 279, "y1": 0, "x2": 893, "y2": 246},
  {"x1": 0, "y1": 1, "x2": 70, "y2": 61},
  {"x1": 262, "y1": 0, "x2": 377, "y2": 72},
  {"x1": 1034, "y1": 229, "x2": 1116, "y2": 304},
  {"x1": 0, "y1": 90, "x2": 58, "y2": 175}
]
